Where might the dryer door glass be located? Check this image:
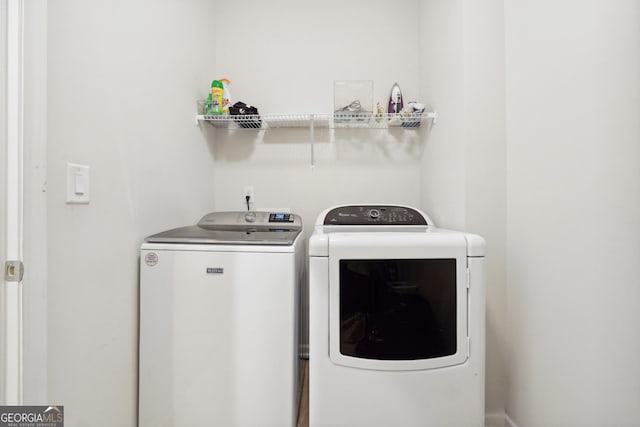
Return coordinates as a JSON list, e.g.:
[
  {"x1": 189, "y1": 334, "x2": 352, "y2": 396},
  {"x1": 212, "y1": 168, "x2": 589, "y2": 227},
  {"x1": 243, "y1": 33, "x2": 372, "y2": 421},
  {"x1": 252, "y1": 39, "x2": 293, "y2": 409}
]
[{"x1": 339, "y1": 259, "x2": 456, "y2": 360}]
